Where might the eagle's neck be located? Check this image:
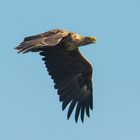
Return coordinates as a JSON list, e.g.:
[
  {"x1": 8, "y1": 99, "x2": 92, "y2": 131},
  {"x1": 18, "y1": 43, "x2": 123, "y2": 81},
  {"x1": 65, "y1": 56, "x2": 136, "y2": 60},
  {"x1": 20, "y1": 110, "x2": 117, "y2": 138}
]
[{"x1": 64, "y1": 34, "x2": 88, "y2": 51}]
